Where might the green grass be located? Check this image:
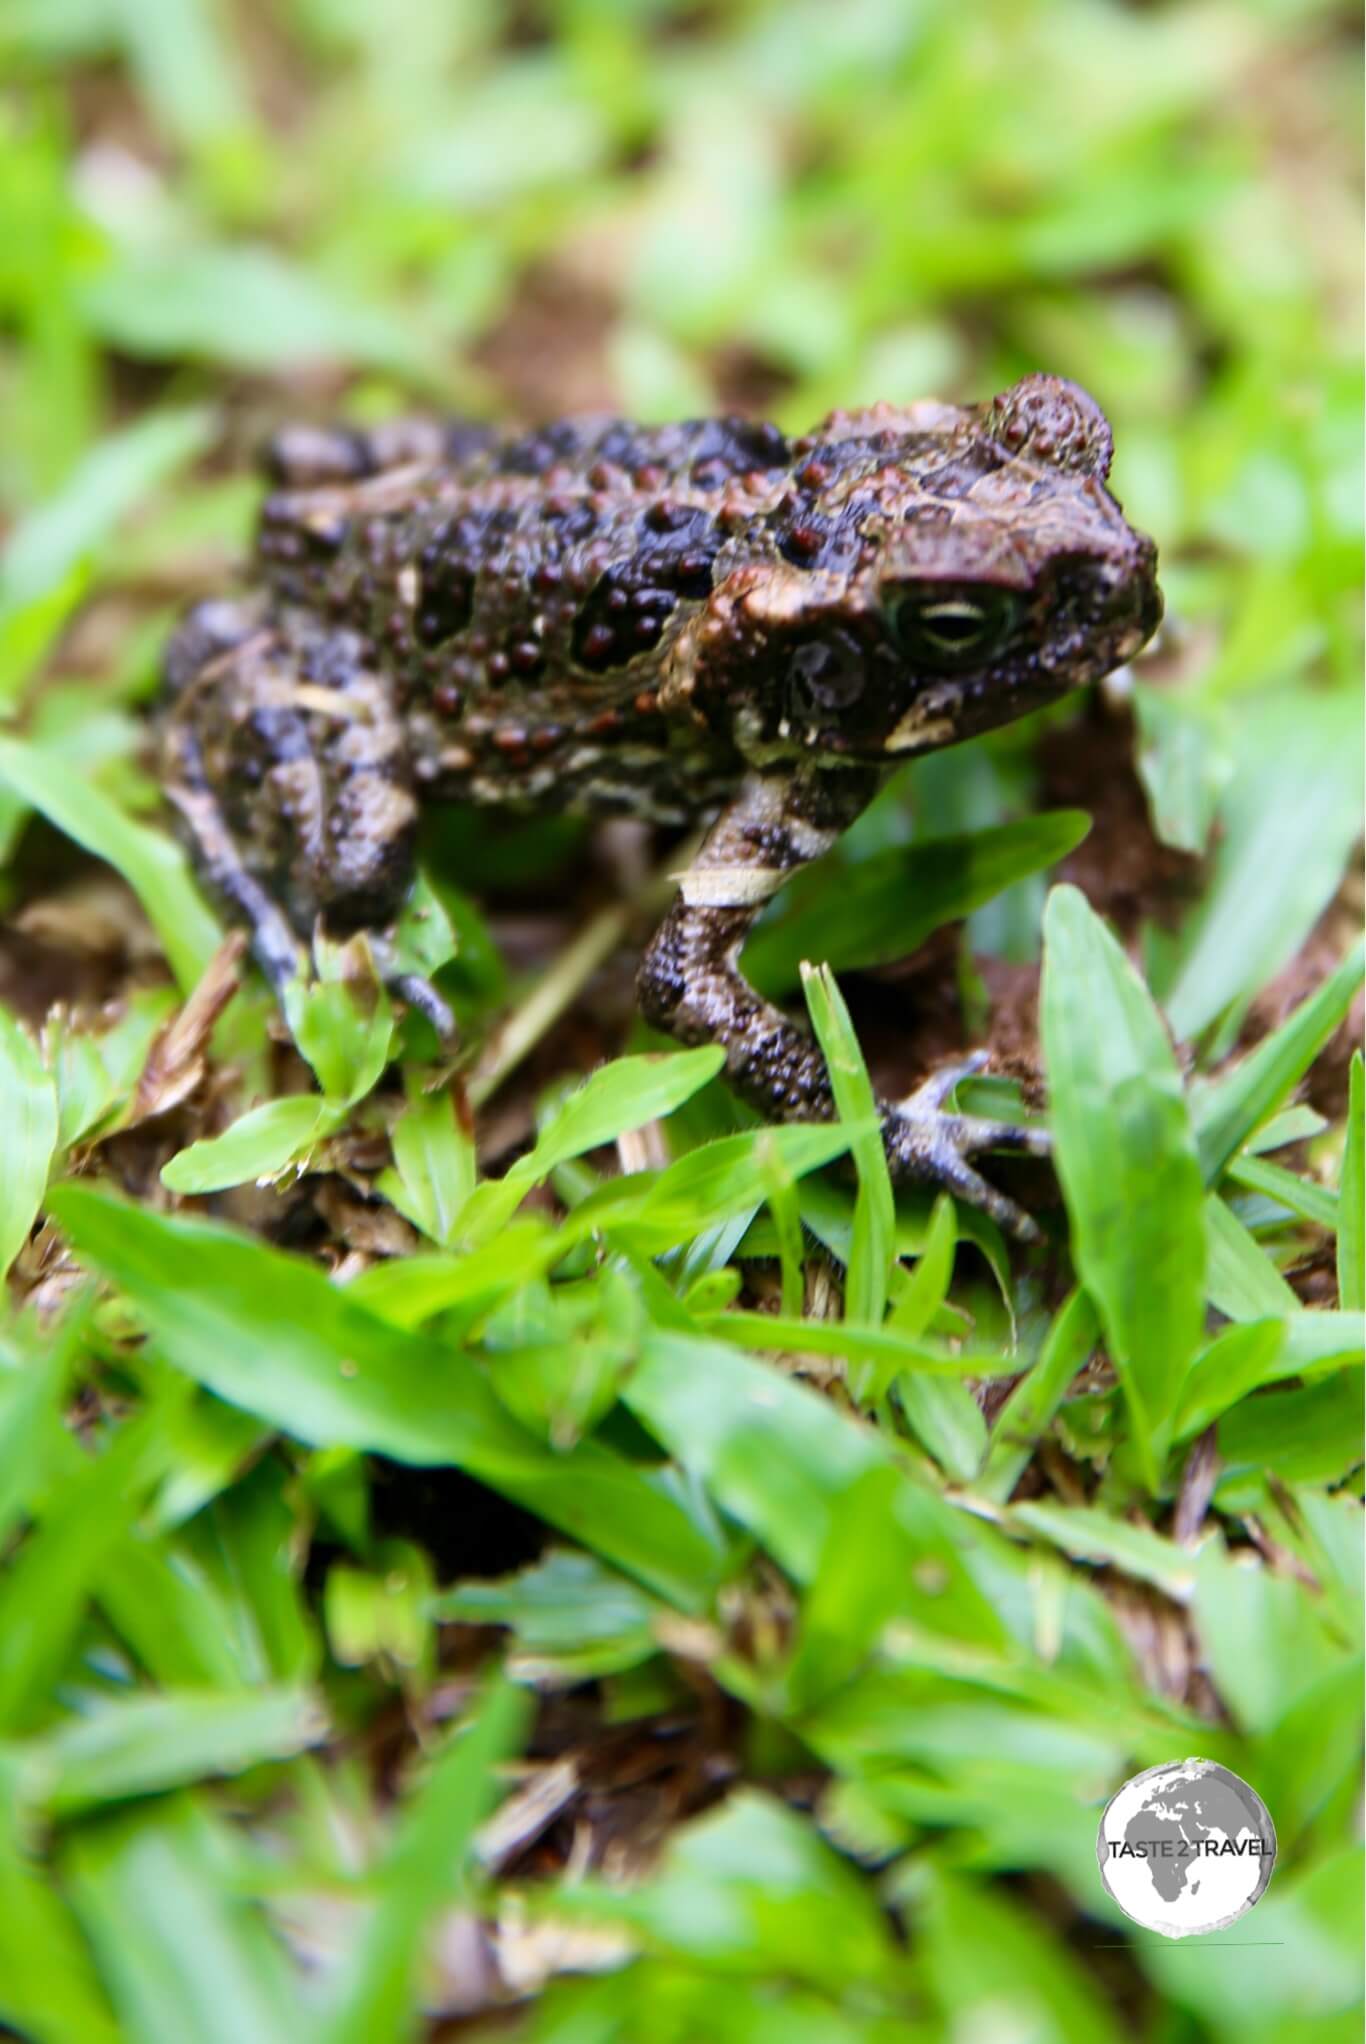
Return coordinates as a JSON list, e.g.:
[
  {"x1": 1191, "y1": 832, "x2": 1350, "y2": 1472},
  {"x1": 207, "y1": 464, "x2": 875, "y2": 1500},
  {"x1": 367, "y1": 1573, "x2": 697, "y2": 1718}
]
[{"x1": 0, "y1": 3, "x2": 1362, "y2": 2039}]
